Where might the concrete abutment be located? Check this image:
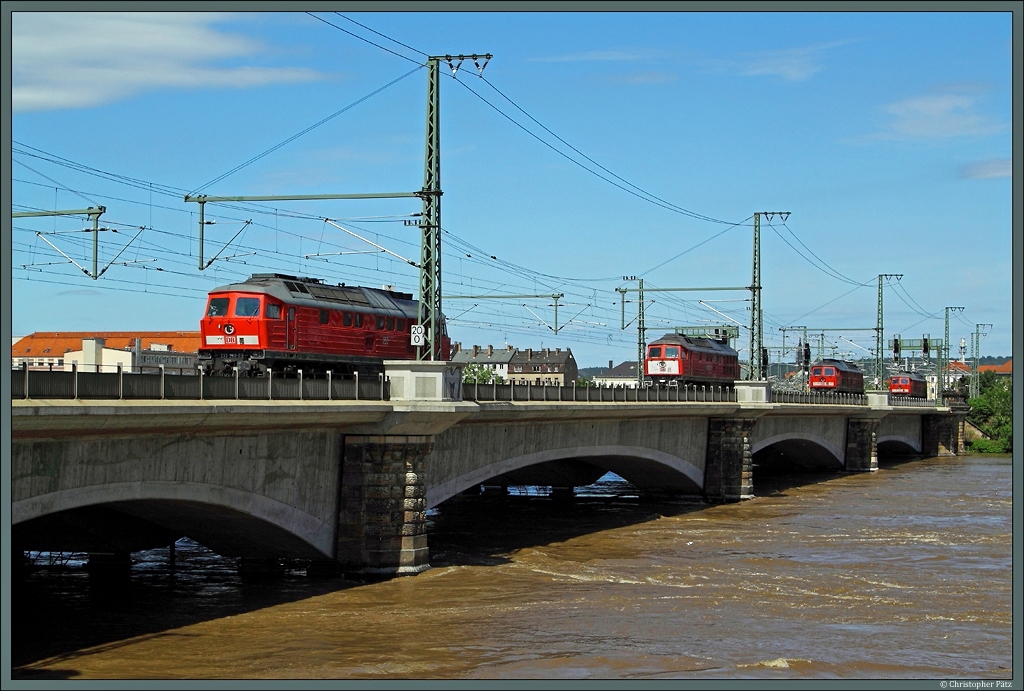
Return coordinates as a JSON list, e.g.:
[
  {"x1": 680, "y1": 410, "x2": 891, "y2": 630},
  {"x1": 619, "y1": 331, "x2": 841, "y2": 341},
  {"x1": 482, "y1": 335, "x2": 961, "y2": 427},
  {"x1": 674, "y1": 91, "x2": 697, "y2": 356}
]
[
  {"x1": 704, "y1": 418, "x2": 756, "y2": 503},
  {"x1": 844, "y1": 419, "x2": 880, "y2": 472},
  {"x1": 336, "y1": 435, "x2": 432, "y2": 577}
]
